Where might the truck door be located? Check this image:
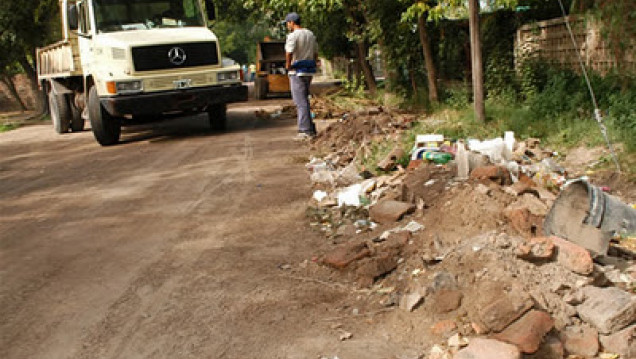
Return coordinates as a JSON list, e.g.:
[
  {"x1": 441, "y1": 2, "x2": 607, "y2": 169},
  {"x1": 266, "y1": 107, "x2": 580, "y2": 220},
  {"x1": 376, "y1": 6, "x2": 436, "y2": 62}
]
[{"x1": 76, "y1": 0, "x2": 94, "y2": 75}]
